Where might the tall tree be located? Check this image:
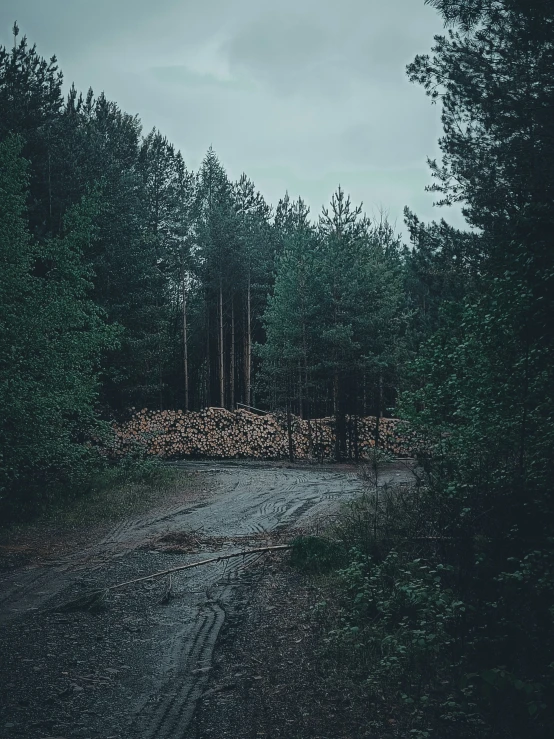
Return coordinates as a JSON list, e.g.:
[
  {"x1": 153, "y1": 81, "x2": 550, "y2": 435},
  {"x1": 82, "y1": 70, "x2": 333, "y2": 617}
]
[
  {"x1": 0, "y1": 135, "x2": 116, "y2": 515},
  {"x1": 259, "y1": 196, "x2": 317, "y2": 421},
  {"x1": 195, "y1": 148, "x2": 236, "y2": 408},
  {"x1": 232, "y1": 173, "x2": 274, "y2": 408},
  {"x1": 262, "y1": 188, "x2": 405, "y2": 460},
  {"x1": 400, "y1": 1, "x2": 554, "y2": 732},
  {"x1": 317, "y1": 187, "x2": 403, "y2": 457},
  {"x1": 406, "y1": 0, "x2": 554, "y2": 530},
  {"x1": 0, "y1": 26, "x2": 64, "y2": 239},
  {"x1": 137, "y1": 129, "x2": 195, "y2": 410}
]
